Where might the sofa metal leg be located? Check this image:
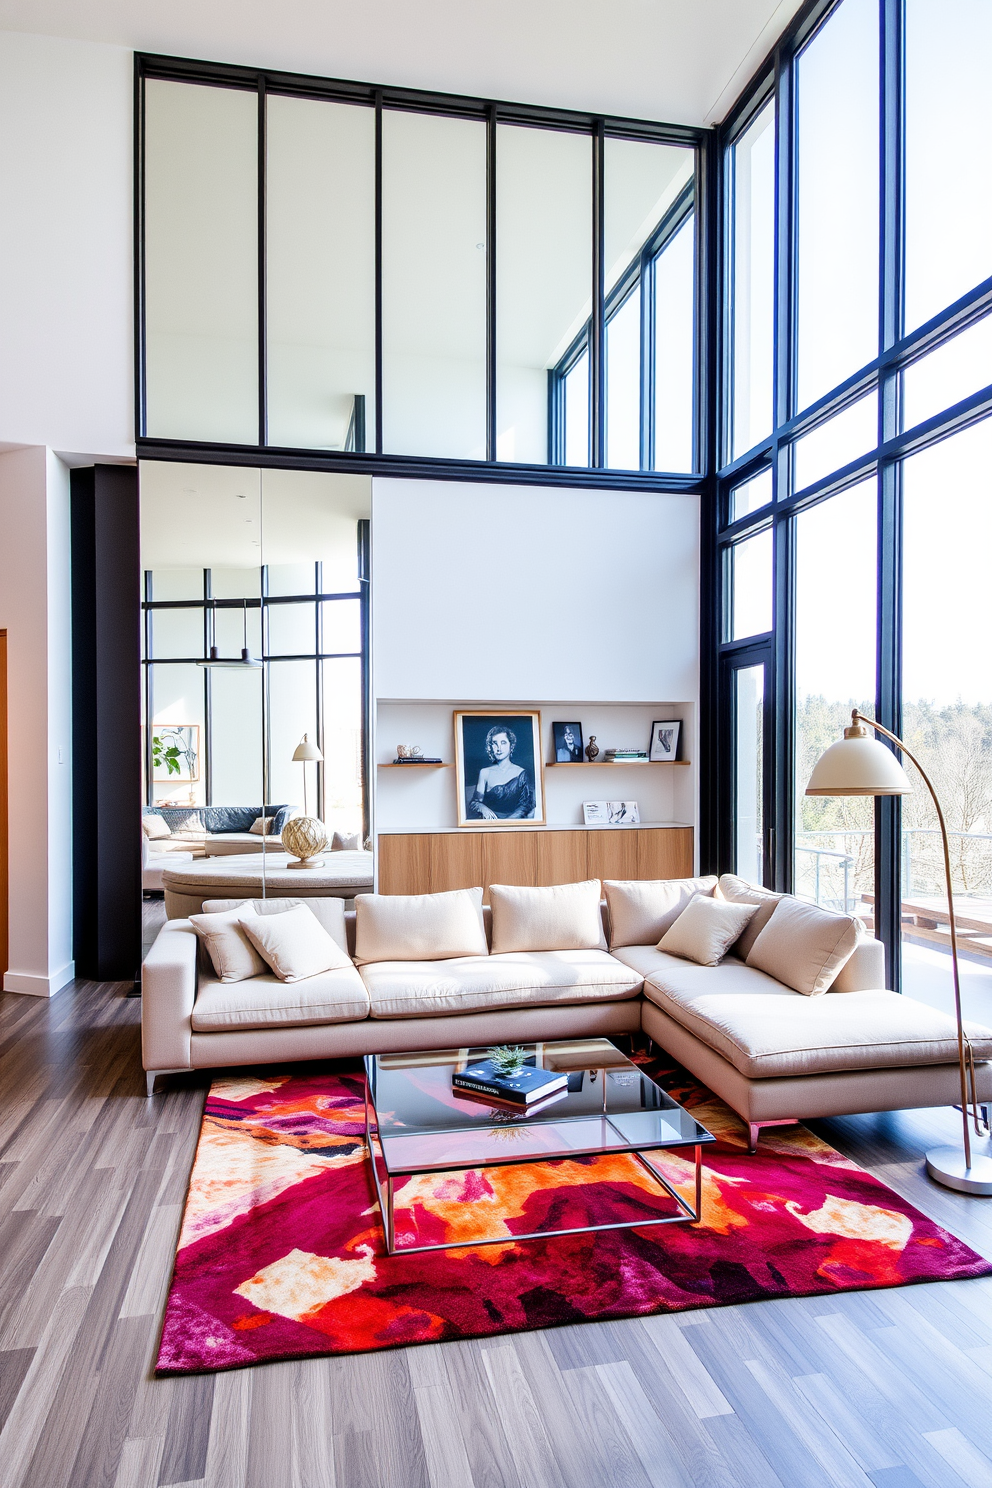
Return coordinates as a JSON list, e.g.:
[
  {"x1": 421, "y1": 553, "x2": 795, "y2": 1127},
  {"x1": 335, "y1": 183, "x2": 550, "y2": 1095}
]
[
  {"x1": 146, "y1": 1071, "x2": 157, "y2": 1098},
  {"x1": 747, "y1": 1118, "x2": 800, "y2": 1154}
]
